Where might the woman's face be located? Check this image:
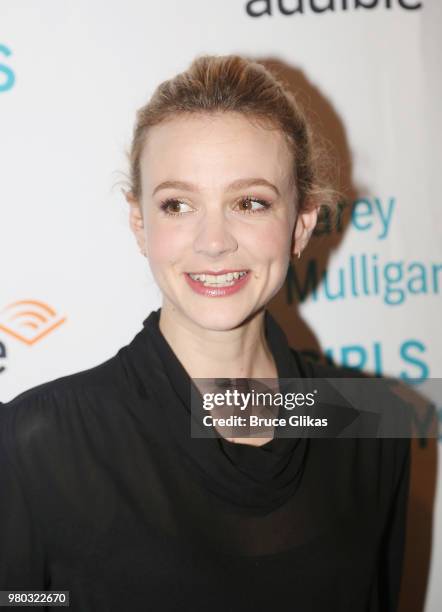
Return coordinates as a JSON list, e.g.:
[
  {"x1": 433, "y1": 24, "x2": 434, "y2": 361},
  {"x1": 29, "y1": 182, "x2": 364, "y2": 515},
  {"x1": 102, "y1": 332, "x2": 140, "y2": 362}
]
[{"x1": 129, "y1": 112, "x2": 316, "y2": 331}]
